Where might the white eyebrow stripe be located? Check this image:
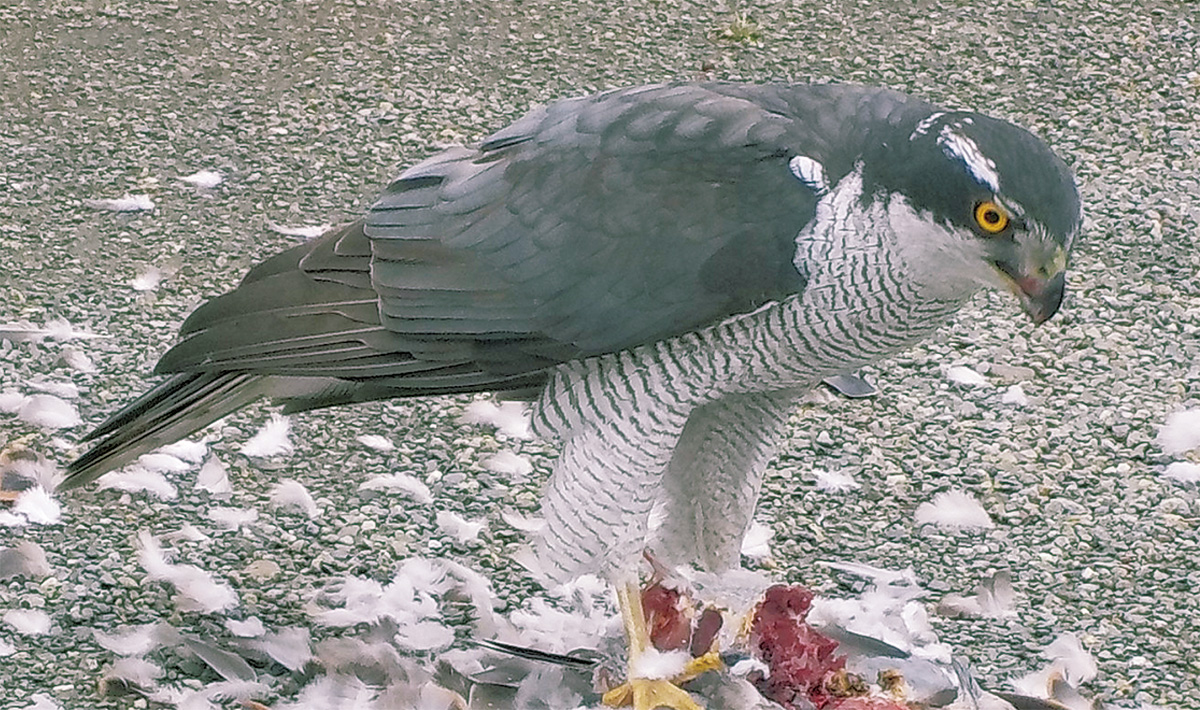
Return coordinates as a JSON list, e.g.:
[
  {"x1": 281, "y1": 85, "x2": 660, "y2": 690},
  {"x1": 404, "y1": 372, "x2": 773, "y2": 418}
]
[
  {"x1": 937, "y1": 125, "x2": 1000, "y2": 192},
  {"x1": 997, "y1": 196, "x2": 1026, "y2": 220}
]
